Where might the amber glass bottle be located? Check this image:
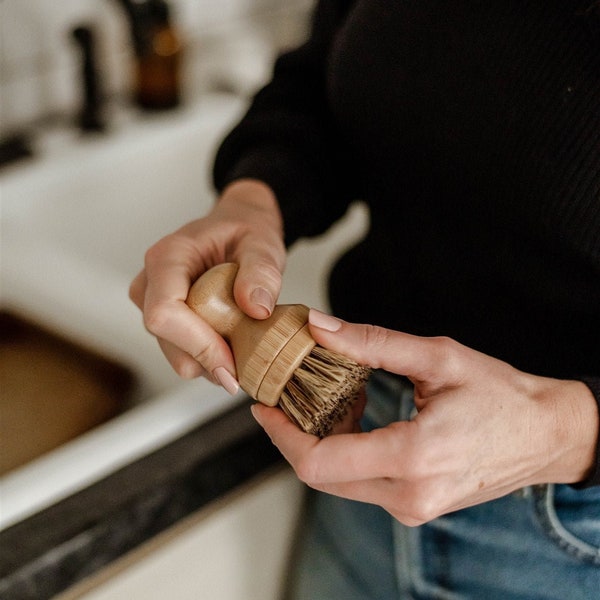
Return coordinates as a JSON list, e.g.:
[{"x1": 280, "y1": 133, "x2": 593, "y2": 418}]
[{"x1": 134, "y1": 0, "x2": 182, "y2": 110}]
